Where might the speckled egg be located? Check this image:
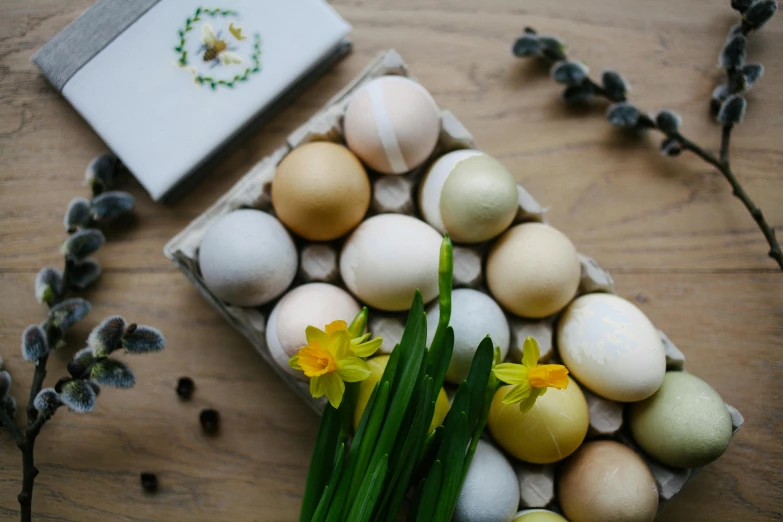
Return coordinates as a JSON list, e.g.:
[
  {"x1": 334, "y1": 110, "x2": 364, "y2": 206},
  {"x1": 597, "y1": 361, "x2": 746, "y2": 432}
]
[
  {"x1": 557, "y1": 293, "x2": 666, "y2": 402},
  {"x1": 454, "y1": 440, "x2": 520, "y2": 522},
  {"x1": 353, "y1": 355, "x2": 449, "y2": 432},
  {"x1": 343, "y1": 75, "x2": 440, "y2": 175},
  {"x1": 558, "y1": 441, "x2": 658, "y2": 522},
  {"x1": 486, "y1": 223, "x2": 581, "y2": 318},
  {"x1": 340, "y1": 214, "x2": 442, "y2": 311},
  {"x1": 426, "y1": 289, "x2": 510, "y2": 383},
  {"x1": 418, "y1": 150, "x2": 518, "y2": 243},
  {"x1": 630, "y1": 371, "x2": 733, "y2": 468},
  {"x1": 266, "y1": 283, "x2": 360, "y2": 379},
  {"x1": 199, "y1": 209, "x2": 297, "y2": 307},
  {"x1": 488, "y1": 377, "x2": 588, "y2": 464},
  {"x1": 514, "y1": 510, "x2": 568, "y2": 522},
  {"x1": 272, "y1": 142, "x2": 371, "y2": 241}
]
